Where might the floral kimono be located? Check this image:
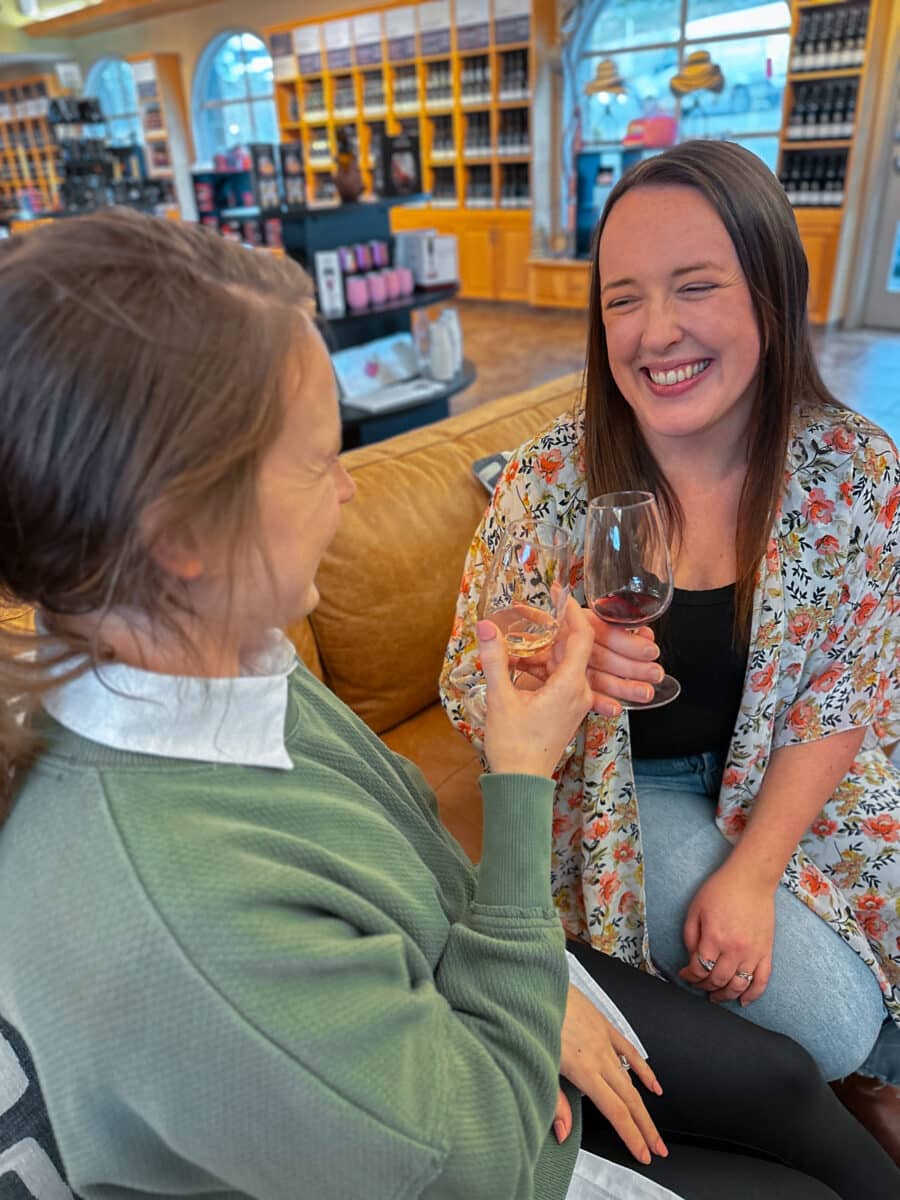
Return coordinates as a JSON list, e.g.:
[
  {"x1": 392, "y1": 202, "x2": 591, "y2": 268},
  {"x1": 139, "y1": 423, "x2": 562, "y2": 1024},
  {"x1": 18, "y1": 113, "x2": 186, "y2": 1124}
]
[{"x1": 440, "y1": 402, "x2": 900, "y2": 1026}]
